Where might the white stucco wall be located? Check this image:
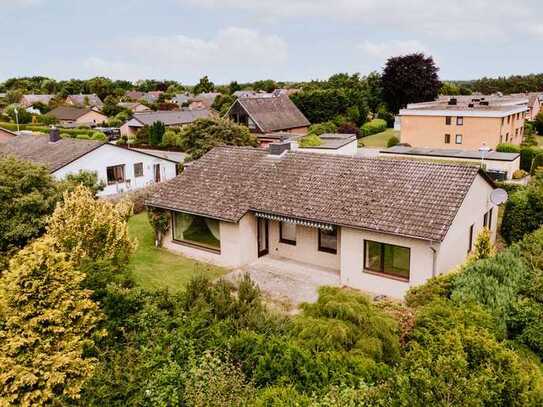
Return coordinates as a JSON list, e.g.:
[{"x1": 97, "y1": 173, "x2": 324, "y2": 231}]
[
  {"x1": 268, "y1": 221, "x2": 341, "y2": 270},
  {"x1": 436, "y1": 175, "x2": 498, "y2": 275},
  {"x1": 52, "y1": 144, "x2": 177, "y2": 196},
  {"x1": 340, "y1": 227, "x2": 434, "y2": 299},
  {"x1": 163, "y1": 212, "x2": 258, "y2": 269}
]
